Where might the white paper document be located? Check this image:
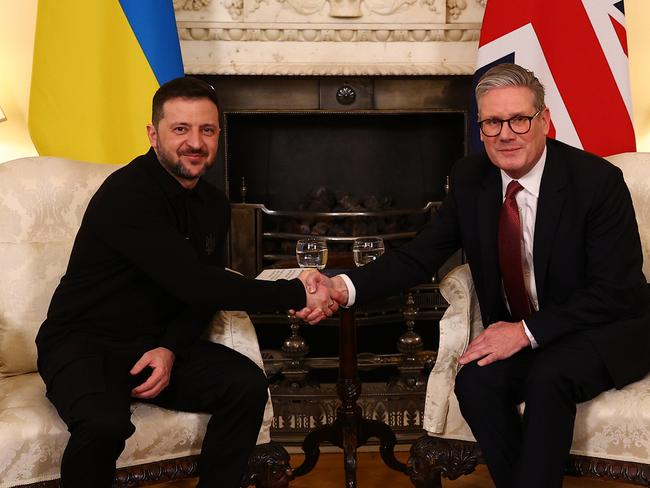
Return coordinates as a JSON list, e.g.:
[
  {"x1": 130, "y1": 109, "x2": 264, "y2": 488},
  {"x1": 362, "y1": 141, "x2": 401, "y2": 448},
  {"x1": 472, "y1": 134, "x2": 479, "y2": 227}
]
[{"x1": 256, "y1": 268, "x2": 303, "y2": 281}]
